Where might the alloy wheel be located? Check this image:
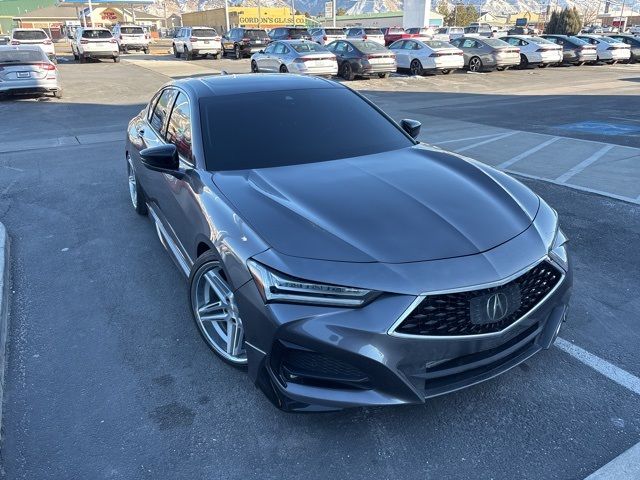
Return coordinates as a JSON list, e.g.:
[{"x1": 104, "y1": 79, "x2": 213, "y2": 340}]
[
  {"x1": 410, "y1": 59, "x2": 422, "y2": 75},
  {"x1": 469, "y1": 57, "x2": 481, "y2": 72},
  {"x1": 192, "y1": 264, "x2": 247, "y2": 364},
  {"x1": 127, "y1": 157, "x2": 137, "y2": 209}
]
